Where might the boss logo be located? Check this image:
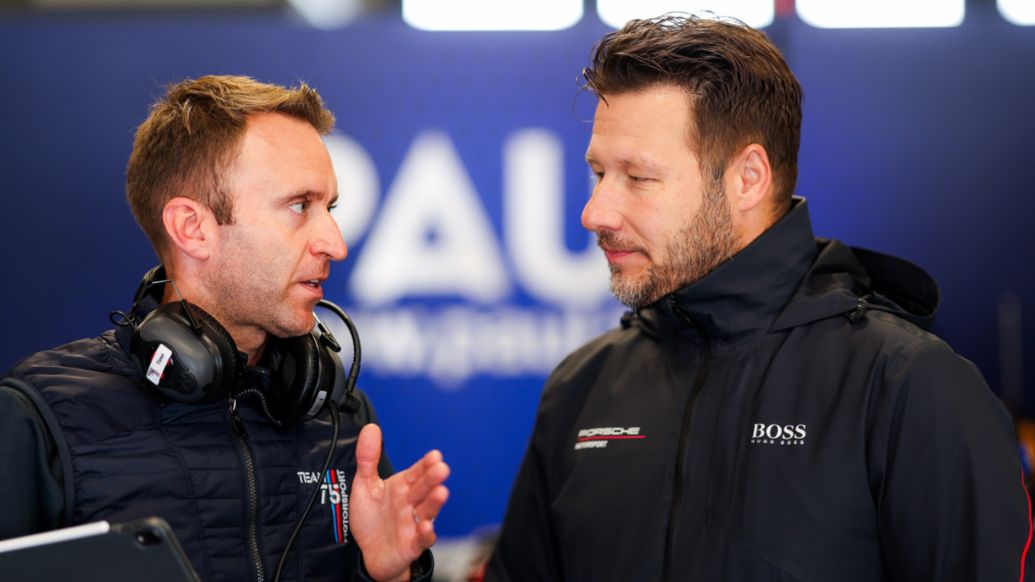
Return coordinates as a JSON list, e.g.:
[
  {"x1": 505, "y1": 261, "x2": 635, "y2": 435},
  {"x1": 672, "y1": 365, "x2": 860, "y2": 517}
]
[{"x1": 750, "y1": 423, "x2": 807, "y2": 446}]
